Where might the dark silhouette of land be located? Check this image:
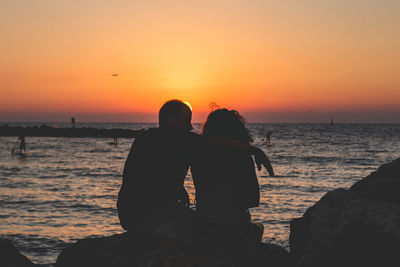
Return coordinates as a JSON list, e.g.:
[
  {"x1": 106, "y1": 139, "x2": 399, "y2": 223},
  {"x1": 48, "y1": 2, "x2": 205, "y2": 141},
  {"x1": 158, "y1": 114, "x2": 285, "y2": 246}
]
[{"x1": 0, "y1": 124, "x2": 141, "y2": 138}]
